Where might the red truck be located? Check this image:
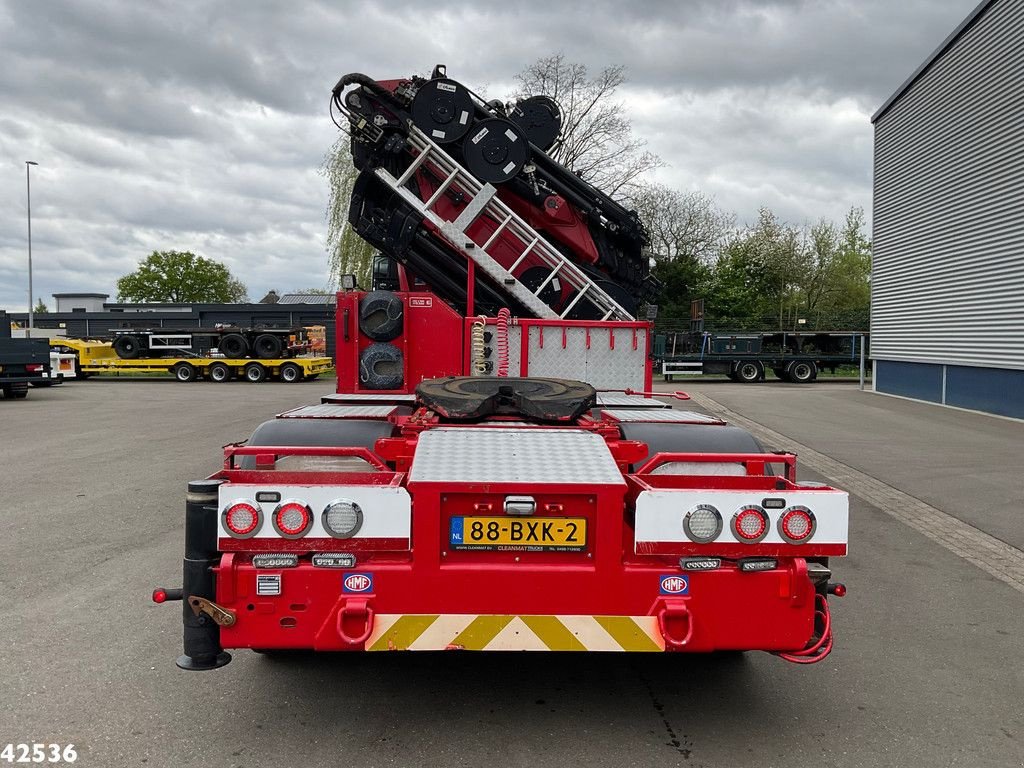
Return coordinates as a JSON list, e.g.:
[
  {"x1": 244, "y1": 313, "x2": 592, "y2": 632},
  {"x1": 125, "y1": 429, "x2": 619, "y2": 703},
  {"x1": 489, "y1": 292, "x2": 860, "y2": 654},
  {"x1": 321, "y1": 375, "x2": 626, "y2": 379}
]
[{"x1": 155, "y1": 67, "x2": 847, "y2": 668}]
